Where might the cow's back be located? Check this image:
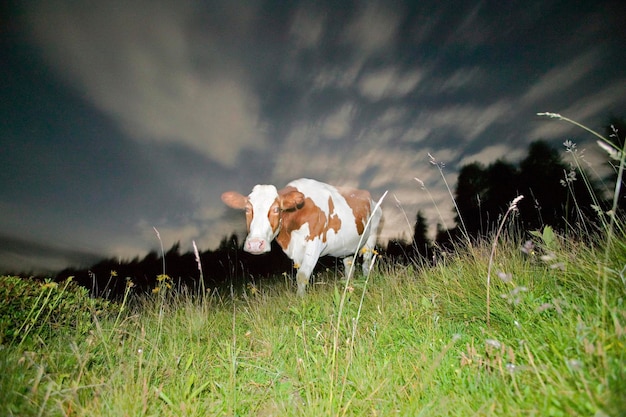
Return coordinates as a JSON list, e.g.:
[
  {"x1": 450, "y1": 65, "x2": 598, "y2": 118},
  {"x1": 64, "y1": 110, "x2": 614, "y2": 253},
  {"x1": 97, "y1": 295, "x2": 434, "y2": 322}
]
[{"x1": 284, "y1": 178, "x2": 374, "y2": 257}]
